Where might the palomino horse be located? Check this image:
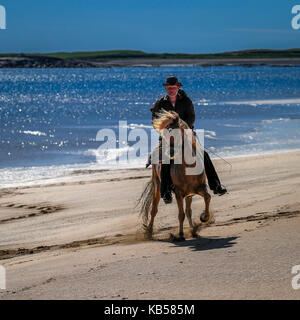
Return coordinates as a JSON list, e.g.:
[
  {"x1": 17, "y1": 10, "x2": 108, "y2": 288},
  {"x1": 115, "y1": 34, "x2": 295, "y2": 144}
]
[{"x1": 138, "y1": 109, "x2": 213, "y2": 241}]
